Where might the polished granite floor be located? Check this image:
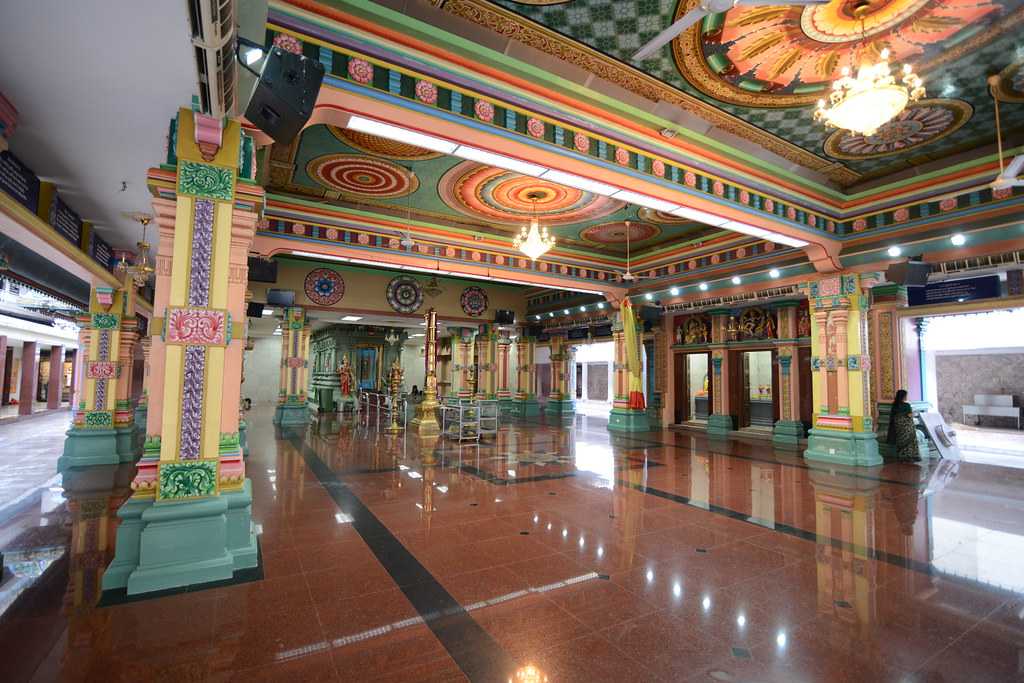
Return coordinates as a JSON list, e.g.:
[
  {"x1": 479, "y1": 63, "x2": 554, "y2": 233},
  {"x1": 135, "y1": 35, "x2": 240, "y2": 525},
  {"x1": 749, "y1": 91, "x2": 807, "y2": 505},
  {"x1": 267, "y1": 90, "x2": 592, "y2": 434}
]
[{"x1": 1, "y1": 405, "x2": 1023, "y2": 682}]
